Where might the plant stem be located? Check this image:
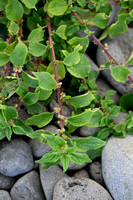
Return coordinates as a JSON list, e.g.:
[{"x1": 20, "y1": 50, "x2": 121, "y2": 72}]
[
  {"x1": 72, "y1": 12, "x2": 133, "y2": 83},
  {"x1": 46, "y1": 14, "x2": 64, "y2": 130},
  {"x1": 86, "y1": 1, "x2": 119, "y2": 6}
]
